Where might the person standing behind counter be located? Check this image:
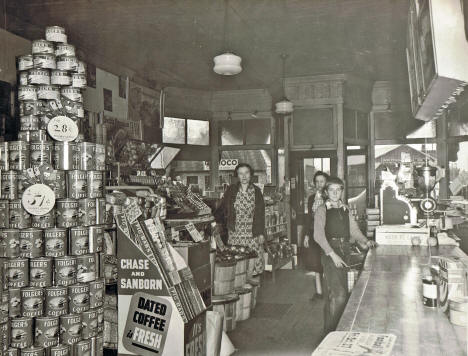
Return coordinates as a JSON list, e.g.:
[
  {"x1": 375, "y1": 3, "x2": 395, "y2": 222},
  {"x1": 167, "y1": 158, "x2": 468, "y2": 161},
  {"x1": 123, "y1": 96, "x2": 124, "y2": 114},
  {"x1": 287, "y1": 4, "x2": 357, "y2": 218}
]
[
  {"x1": 214, "y1": 163, "x2": 266, "y2": 275},
  {"x1": 314, "y1": 177, "x2": 377, "y2": 334}
]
